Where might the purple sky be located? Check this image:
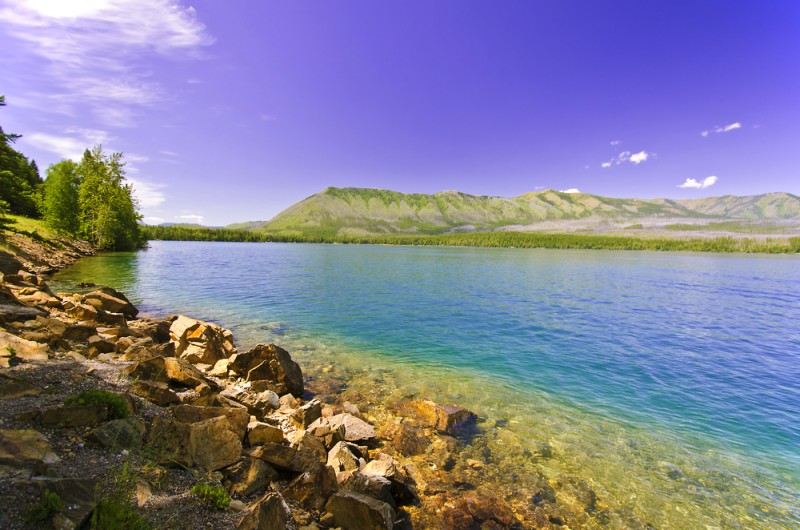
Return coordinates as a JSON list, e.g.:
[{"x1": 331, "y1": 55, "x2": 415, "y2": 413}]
[{"x1": 1, "y1": 1, "x2": 798, "y2": 226}]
